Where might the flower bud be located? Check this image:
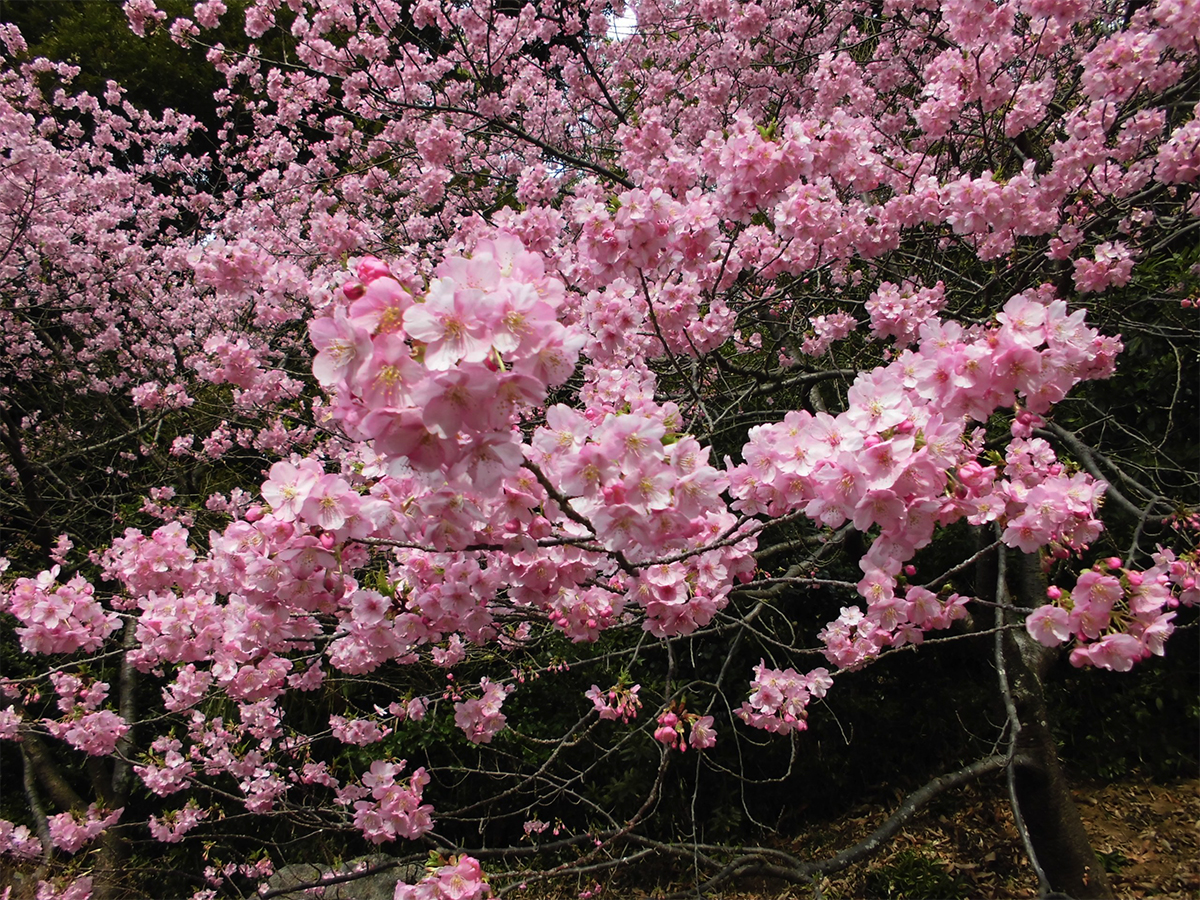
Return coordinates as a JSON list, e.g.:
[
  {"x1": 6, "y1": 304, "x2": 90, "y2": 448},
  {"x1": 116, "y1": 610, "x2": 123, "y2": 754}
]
[{"x1": 355, "y1": 256, "x2": 390, "y2": 283}]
